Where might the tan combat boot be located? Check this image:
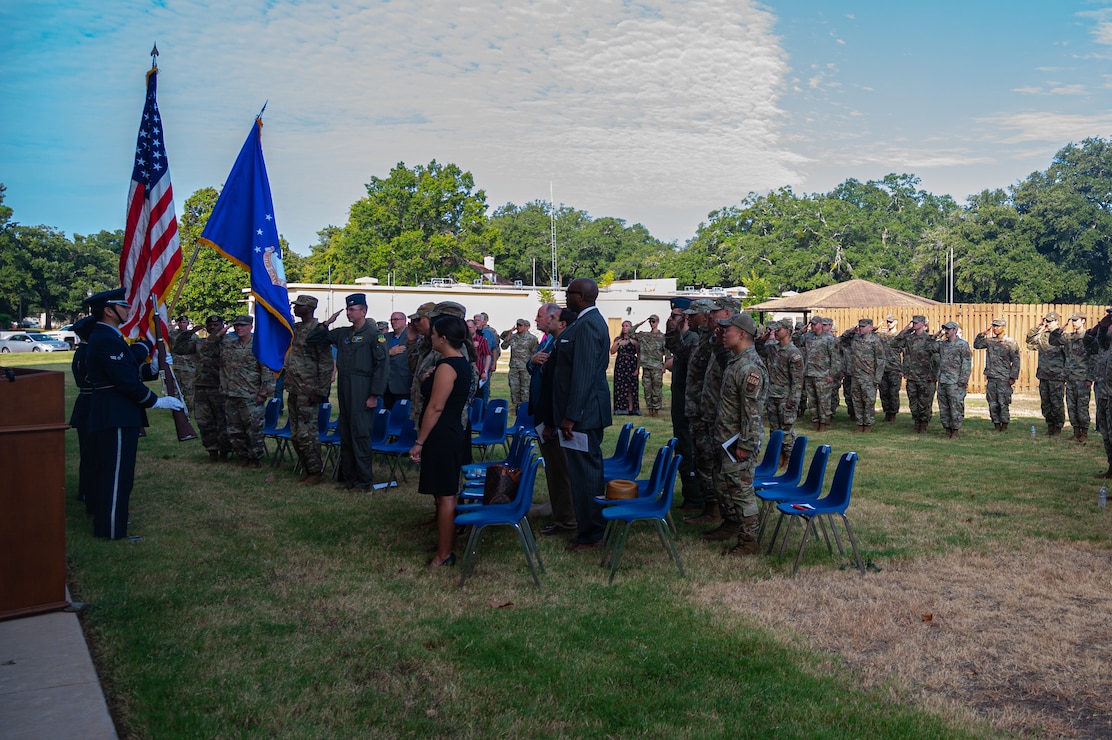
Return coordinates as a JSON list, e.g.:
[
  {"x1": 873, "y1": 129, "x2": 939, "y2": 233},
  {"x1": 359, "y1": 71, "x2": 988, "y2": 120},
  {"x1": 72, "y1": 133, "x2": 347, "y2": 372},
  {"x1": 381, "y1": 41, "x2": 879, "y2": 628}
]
[
  {"x1": 725, "y1": 515, "x2": 761, "y2": 556},
  {"x1": 684, "y1": 500, "x2": 721, "y2": 525},
  {"x1": 702, "y1": 518, "x2": 741, "y2": 541}
]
